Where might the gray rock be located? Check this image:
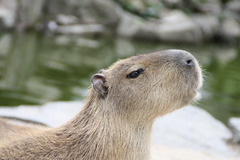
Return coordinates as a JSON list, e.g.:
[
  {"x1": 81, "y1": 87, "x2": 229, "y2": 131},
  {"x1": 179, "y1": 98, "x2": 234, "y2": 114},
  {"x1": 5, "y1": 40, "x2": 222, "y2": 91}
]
[
  {"x1": 226, "y1": 0, "x2": 240, "y2": 15},
  {"x1": 53, "y1": 24, "x2": 106, "y2": 35},
  {"x1": 0, "y1": 0, "x2": 17, "y2": 28},
  {"x1": 186, "y1": 0, "x2": 221, "y2": 14},
  {"x1": 16, "y1": 0, "x2": 45, "y2": 30},
  {"x1": 0, "y1": 0, "x2": 45, "y2": 30},
  {"x1": 128, "y1": 0, "x2": 145, "y2": 10},
  {"x1": 118, "y1": 10, "x2": 204, "y2": 43},
  {"x1": 56, "y1": 14, "x2": 79, "y2": 25},
  {"x1": 51, "y1": 0, "x2": 122, "y2": 28},
  {"x1": 191, "y1": 14, "x2": 219, "y2": 40},
  {"x1": 163, "y1": 0, "x2": 183, "y2": 8},
  {"x1": 220, "y1": 17, "x2": 240, "y2": 41},
  {"x1": 157, "y1": 10, "x2": 203, "y2": 43},
  {"x1": 229, "y1": 117, "x2": 240, "y2": 143},
  {"x1": 117, "y1": 13, "x2": 143, "y2": 38},
  {"x1": 225, "y1": 0, "x2": 240, "y2": 23},
  {"x1": 79, "y1": 0, "x2": 122, "y2": 27}
]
